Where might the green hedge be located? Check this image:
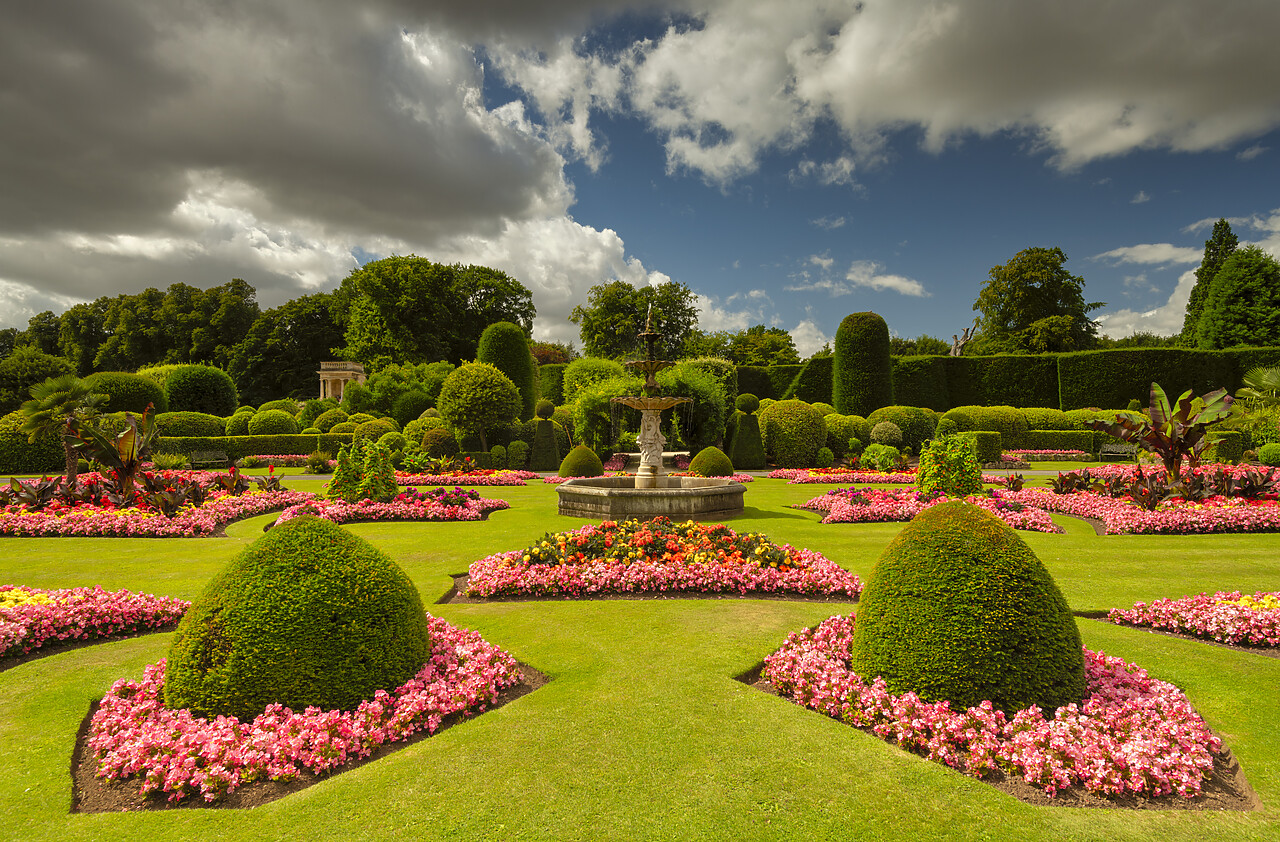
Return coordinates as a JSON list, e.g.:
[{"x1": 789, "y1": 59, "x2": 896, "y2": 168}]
[
  {"x1": 972, "y1": 355, "x2": 1059, "y2": 408},
  {"x1": 0, "y1": 410, "x2": 63, "y2": 474},
  {"x1": 766, "y1": 365, "x2": 804, "y2": 402},
  {"x1": 833, "y1": 313, "x2": 892, "y2": 416},
  {"x1": 538, "y1": 363, "x2": 566, "y2": 405},
  {"x1": 956, "y1": 431, "x2": 1002, "y2": 464},
  {"x1": 1207, "y1": 430, "x2": 1245, "y2": 463},
  {"x1": 736, "y1": 366, "x2": 774, "y2": 400},
  {"x1": 1019, "y1": 430, "x2": 1096, "y2": 453},
  {"x1": 1057, "y1": 349, "x2": 1236, "y2": 410},
  {"x1": 783, "y1": 356, "x2": 833, "y2": 404},
  {"x1": 889, "y1": 356, "x2": 949, "y2": 411},
  {"x1": 154, "y1": 411, "x2": 226, "y2": 438},
  {"x1": 156, "y1": 434, "x2": 355, "y2": 460}
]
